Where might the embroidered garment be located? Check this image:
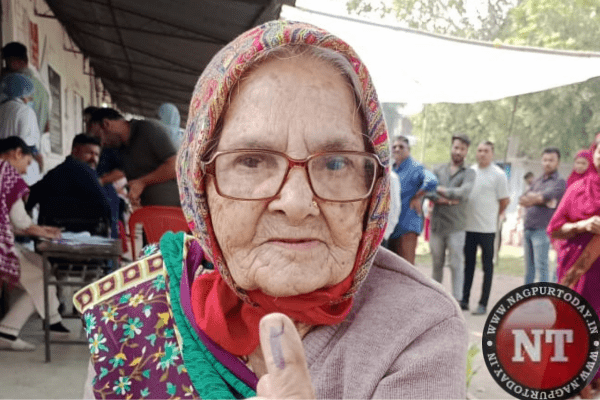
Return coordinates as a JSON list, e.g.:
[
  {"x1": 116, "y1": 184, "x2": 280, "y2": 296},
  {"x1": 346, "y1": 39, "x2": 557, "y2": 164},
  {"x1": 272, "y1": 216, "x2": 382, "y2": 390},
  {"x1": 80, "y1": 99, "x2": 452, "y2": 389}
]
[
  {"x1": 74, "y1": 232, "x2": 256, "y2": 399},
  {"x1": 176, "y1": 19, "x2": 391, "y2": 357},
  {"x1": 0, "y1": 159, "x2": 29, "y2": 285}
]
